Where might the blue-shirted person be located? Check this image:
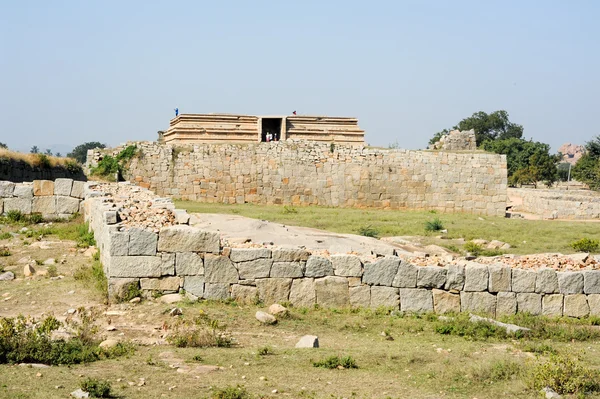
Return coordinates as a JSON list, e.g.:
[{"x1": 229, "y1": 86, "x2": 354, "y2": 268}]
[{"x1": 174, "y1": 108, "x2": 179, "y2": 117}]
